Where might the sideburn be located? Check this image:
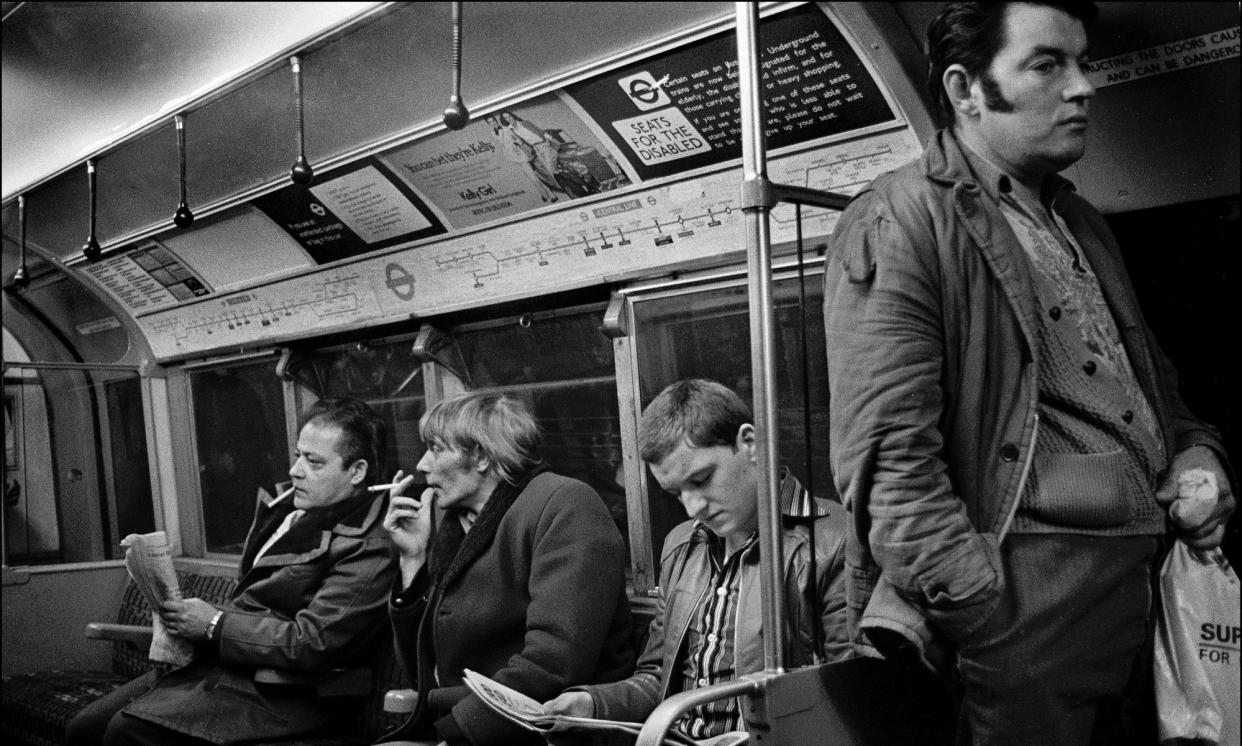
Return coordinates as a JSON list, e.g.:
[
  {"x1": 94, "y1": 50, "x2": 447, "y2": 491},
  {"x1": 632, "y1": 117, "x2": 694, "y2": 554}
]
[{"x1": 981, "y1": 70, "x2": 1016, "y2": 113}]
